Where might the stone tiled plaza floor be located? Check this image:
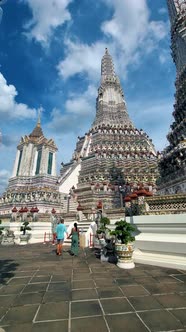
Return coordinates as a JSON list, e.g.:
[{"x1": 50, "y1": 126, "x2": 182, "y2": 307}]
[{"x1": 0, "y1": 244, "x2": 186, "y2": 332}]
